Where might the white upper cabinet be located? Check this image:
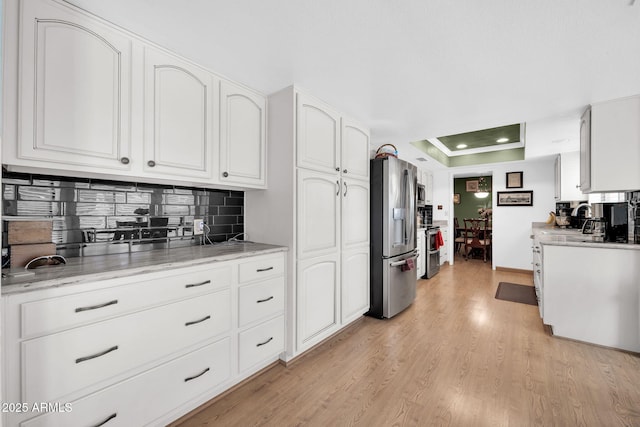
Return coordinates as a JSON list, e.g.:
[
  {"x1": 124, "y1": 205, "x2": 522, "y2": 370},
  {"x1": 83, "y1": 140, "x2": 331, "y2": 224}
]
[
  {"x1": 143, "y1": 46, "x2": 215, "y2": 179},
  {"x1": 581, "y1": 95, "x2": 640, "y2": 192},
  {"x1": 219, "y1": 80, "x2": 266, "y2": 188},
  {"x1": 296, "y1": 93, "x2": 341, "y2": 174},
  {"x1": 296, "y1": 169, "x2": 341, "y2": 259},
  {"x1": 555, "y1": 152, "x2": 584, "y2": 201},
  {"x1": 4, "y1": 0, "x2": 267, "y2": 190},
  {"x1": 341, "y1": 119, "x2": 370, "y2": 180},
  {"x1": 16, "y1": 0, "x2": 132, "y2": 171}
]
